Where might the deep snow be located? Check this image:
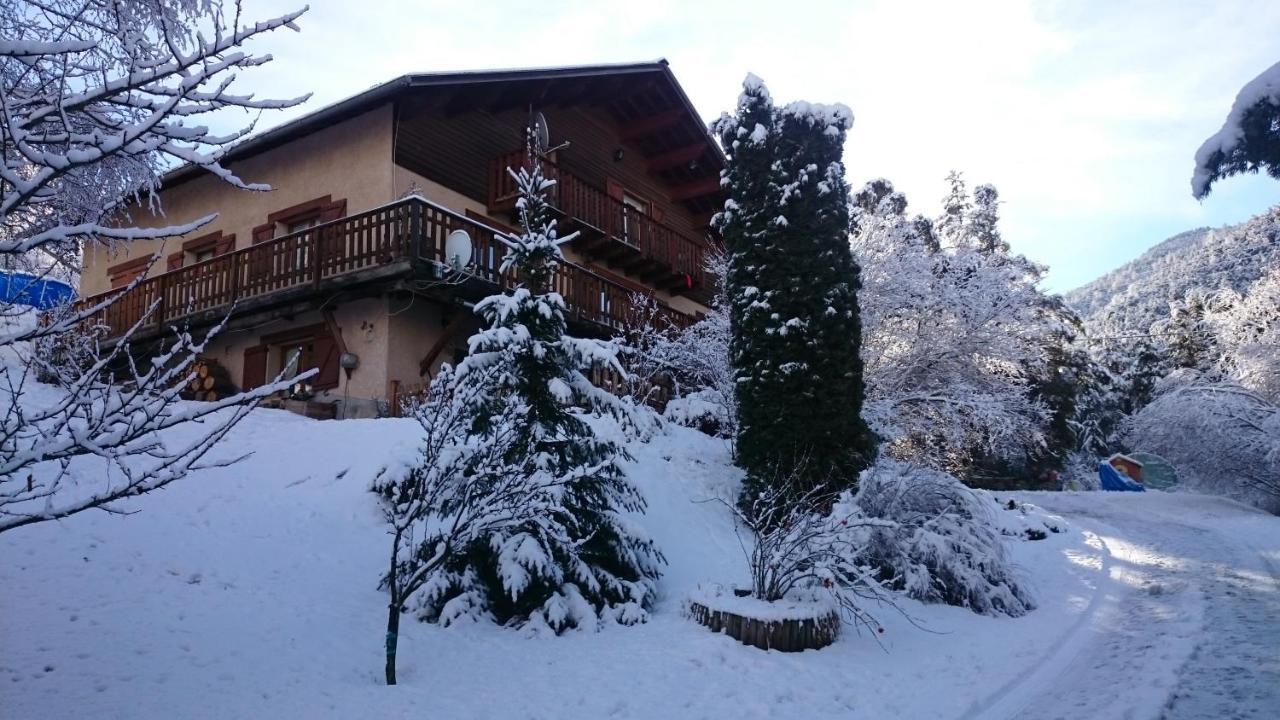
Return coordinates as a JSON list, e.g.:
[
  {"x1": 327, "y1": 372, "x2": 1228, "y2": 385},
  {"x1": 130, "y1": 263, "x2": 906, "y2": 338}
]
[{"x1": 2, "y1": 407, "x2": 1277, "y2": 719}]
